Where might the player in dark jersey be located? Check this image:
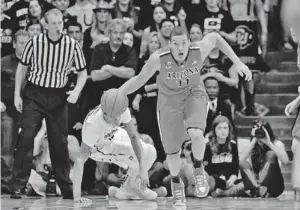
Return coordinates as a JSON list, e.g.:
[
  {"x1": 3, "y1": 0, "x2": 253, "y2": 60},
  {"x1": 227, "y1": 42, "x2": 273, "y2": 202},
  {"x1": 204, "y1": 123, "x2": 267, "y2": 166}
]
[
  {"x1": 282, "y1": 0, "x2": 300, "y2": 196},
  {"x1": 119, "y1": 26, "x2": 252, "y2": 207}
]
